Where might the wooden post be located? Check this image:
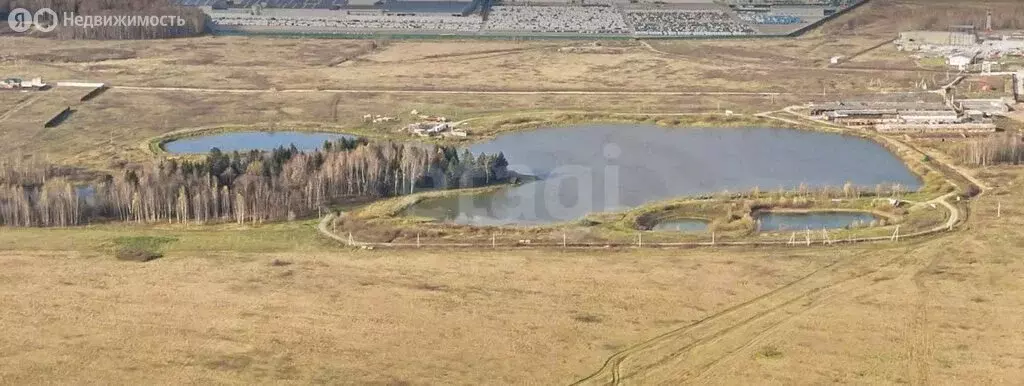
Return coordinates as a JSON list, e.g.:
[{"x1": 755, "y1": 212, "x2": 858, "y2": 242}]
[
  {"x1": 417, "y1": 233, "x2": 421, "y2": 248},
  {"x1": 562, "y1": 232, "x2": 567, "y2": 248},
  {"x1": 805, "y1": 228, "x2": 811, "y2": 246},
  {"x1": 711, "y1": 232, "x2": 716, "y2": 246},
  {"x1": 997, "y1": 201, "x2": 1001, "y2": 218},
  {"x1": 348, "y1": 232, "x2": 353, "y2": 245},
  {"x1": 492, "y1": 233, "x2": 496, "y2": 248},
  {"x1": 638, "y1": 232, "x2": 643, "y2": 248}
]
